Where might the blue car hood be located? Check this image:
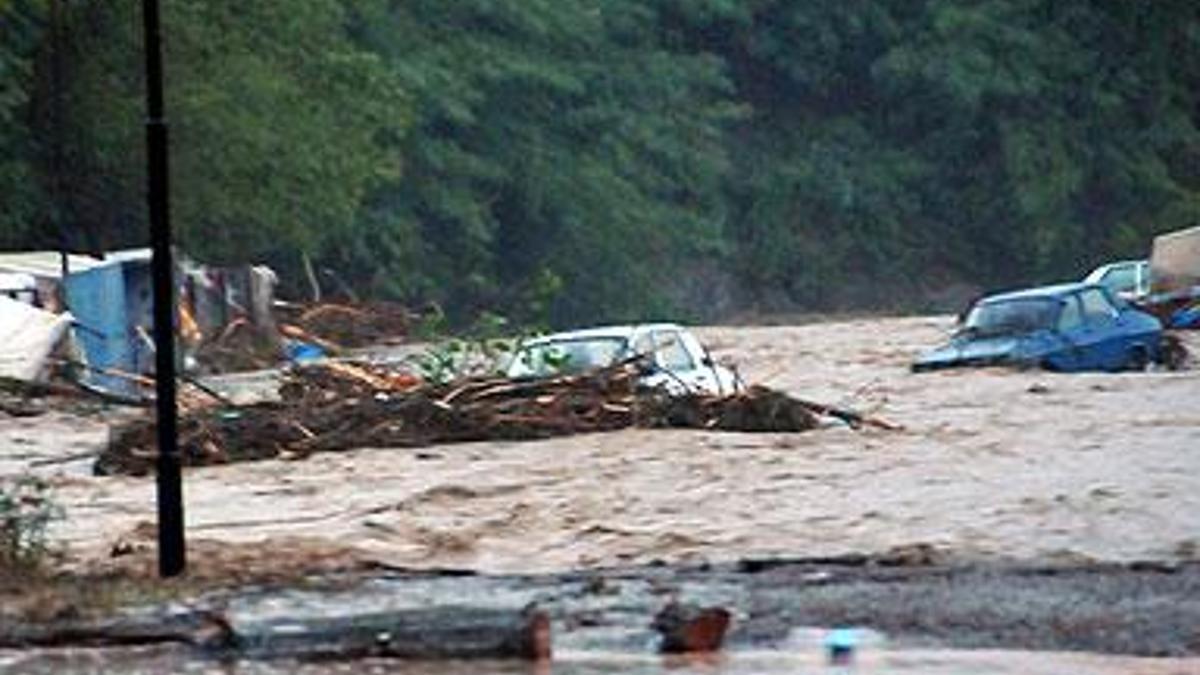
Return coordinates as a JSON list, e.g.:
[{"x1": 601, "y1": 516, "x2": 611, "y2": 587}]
[{"x1": 914, "y1": 334, "x2": 1037, "y2": 370}]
